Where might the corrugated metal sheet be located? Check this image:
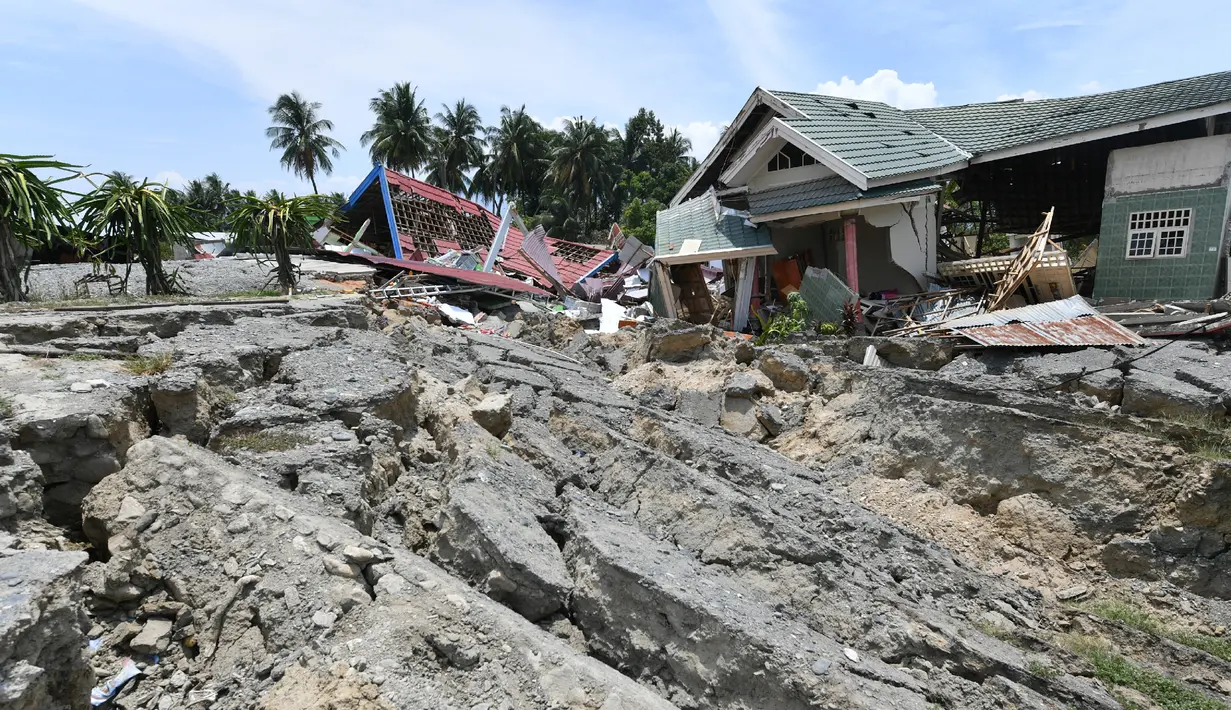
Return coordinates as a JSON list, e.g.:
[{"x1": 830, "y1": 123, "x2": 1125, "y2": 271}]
[
  {"x1": 940, "y1": 296, "x2": 1097, "y2": 328},
  {"x1": 961, "y1": 319, "x2": 1145, "y2": 347}
]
